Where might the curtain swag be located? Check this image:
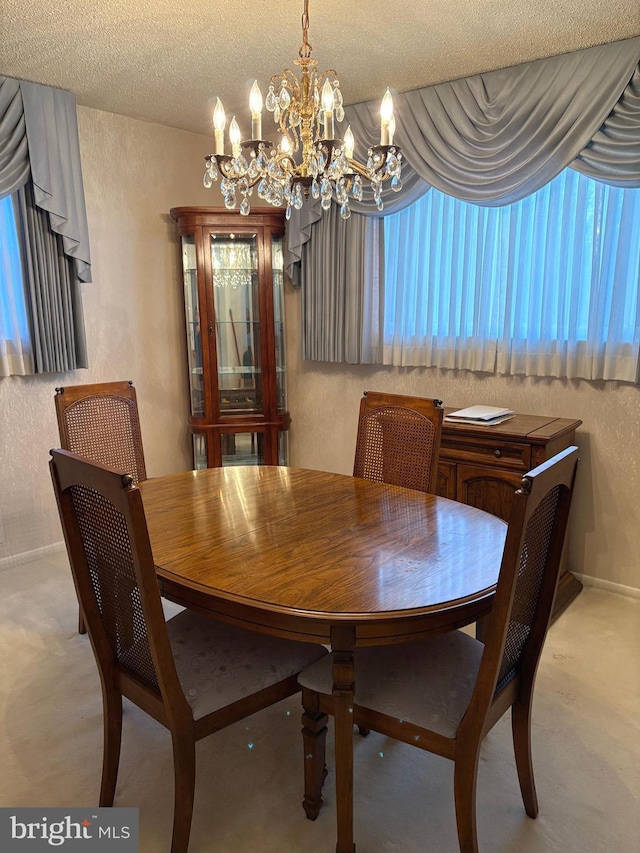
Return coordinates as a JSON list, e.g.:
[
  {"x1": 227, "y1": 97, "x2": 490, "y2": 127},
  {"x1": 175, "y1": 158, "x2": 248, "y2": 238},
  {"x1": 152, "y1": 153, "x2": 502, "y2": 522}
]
[
  {"x1": 291, "y1": 36, "x2": 640, "y2": 381},
  {"x1": 287, "y1": 36, "x2": 640, "y2": 271},
  {"x1": 0, "y1": 76, "x2": 92, "y2": 283}
]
